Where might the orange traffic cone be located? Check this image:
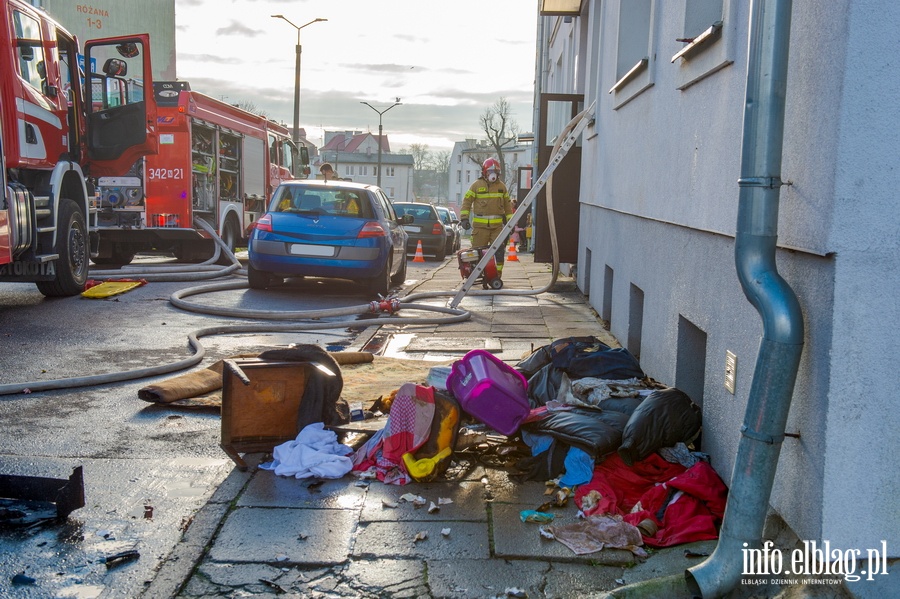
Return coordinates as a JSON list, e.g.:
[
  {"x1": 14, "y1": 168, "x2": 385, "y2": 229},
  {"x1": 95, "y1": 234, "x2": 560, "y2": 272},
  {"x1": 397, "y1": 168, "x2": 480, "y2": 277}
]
[
  {"x1": 413, "y1": 240, "x2": 426, "y2": 263},
  {"x1": 506, "y1": 239, "x2": 519, "y2": 262}
]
